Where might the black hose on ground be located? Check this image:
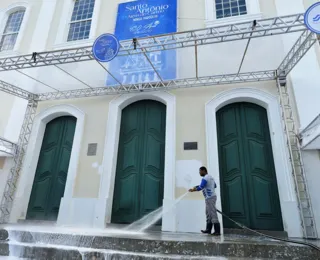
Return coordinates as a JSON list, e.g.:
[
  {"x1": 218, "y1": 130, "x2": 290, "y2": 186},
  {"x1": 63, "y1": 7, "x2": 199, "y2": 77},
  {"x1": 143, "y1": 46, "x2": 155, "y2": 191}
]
[{"x1": 215, "y1": 208, "x2": 320, "y2": 252}]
